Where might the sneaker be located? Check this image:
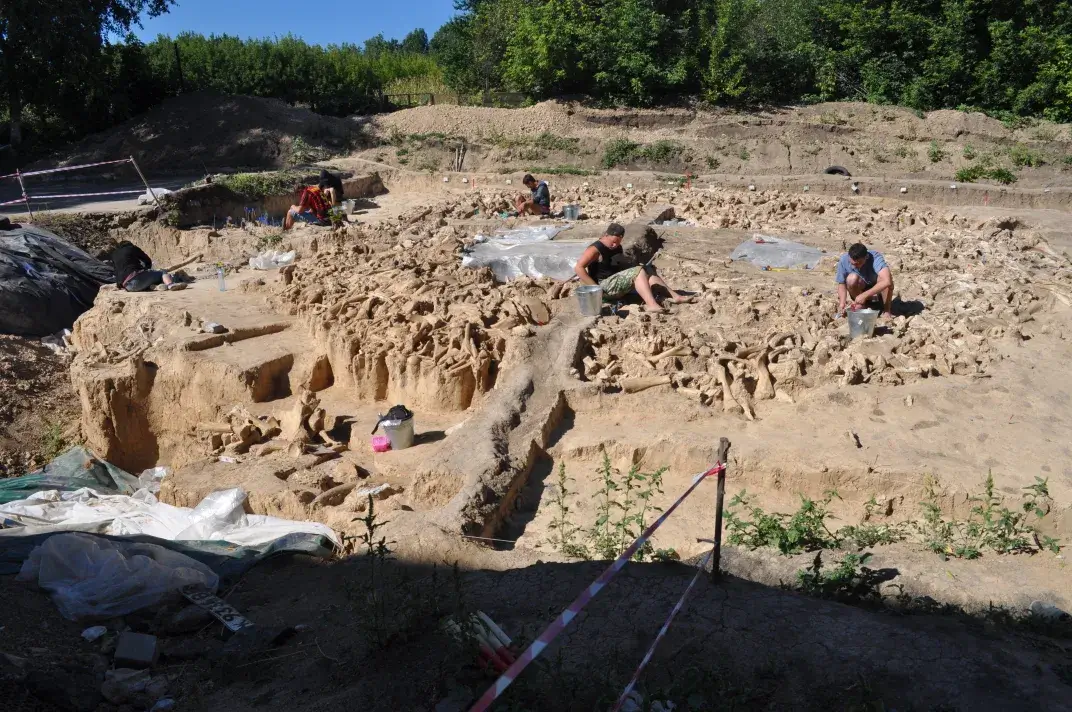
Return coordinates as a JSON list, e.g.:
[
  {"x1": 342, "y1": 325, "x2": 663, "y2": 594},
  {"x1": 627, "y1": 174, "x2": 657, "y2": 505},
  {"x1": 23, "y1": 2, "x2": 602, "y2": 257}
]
[{"x1": 167, "y1": 283, "x2": 188, "y2": 291}]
